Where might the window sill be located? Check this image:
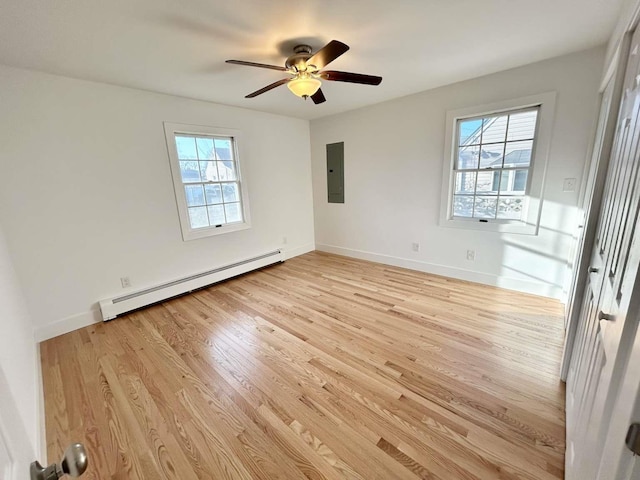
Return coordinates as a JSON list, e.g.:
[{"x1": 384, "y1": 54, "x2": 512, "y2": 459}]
[
  {"x1": 440, "y1": 216, "x2": 538, "y2": 235},
  {"x1": 181, "y1": 221, "x2": 251, "y2": 241}
]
